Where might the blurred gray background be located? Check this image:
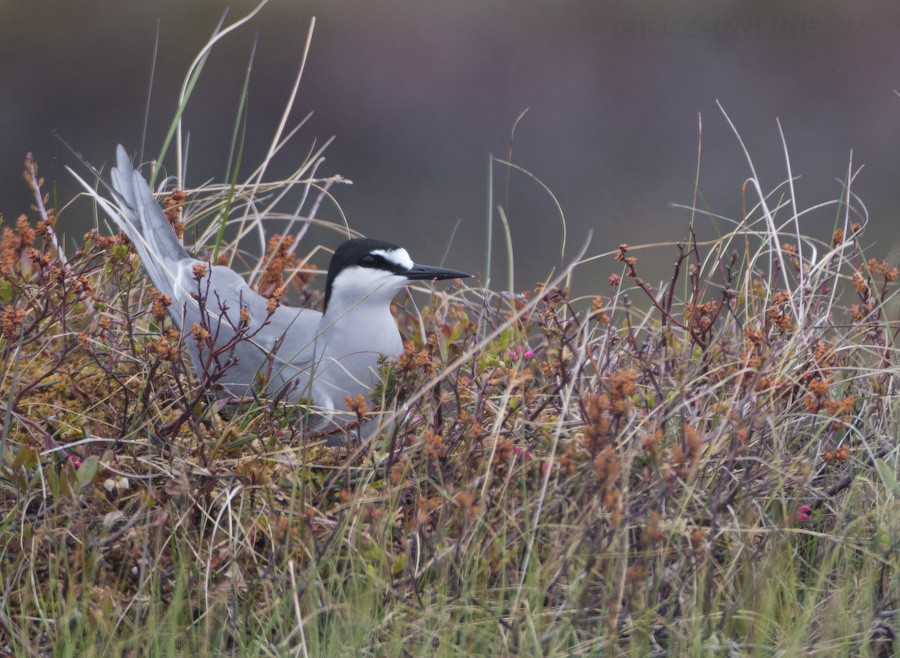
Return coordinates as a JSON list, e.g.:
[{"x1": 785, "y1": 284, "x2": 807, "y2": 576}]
[{"x1": 2, "y1": 0, "x2": 900, "y2": 297}]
